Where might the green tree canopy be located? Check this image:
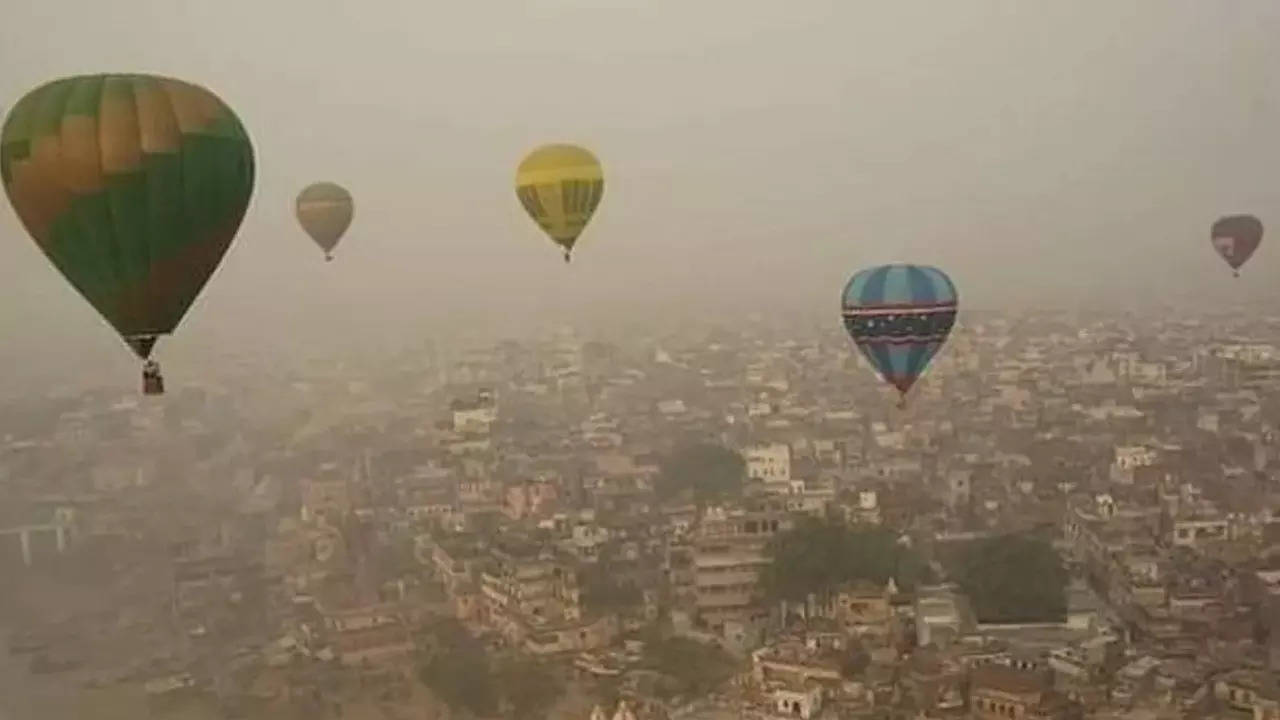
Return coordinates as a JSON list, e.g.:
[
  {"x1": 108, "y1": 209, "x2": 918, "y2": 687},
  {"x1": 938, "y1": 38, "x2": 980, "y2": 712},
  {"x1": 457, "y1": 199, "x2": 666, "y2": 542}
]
[
  {"x1": 417, "y1": 620, "x2": 567, "y2": 719},
  {"x1": 416, "y1": 619, "x2": 498, "y2": 717},
  {"x1": 641, "y1": 637, "x2": 739, "y2": 699},
  {"x1": 840, "y1": 641, "x2": 871, "y2": 678},
  {"x1": 498, "y1": 656, "x2": 565, "y2": 720},
  {"x1": 656, "y1": 443, "x2": 745, "y2": 504},
  {"x1": 581, "y1": 560, "x2": 643, "y2": 613},
  {"x1": 762, "y1": 518, "x2": 933, "y2": 603},
  {"x1": 949, "y1": 532, "x2": 1067, "y2": 623}
]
